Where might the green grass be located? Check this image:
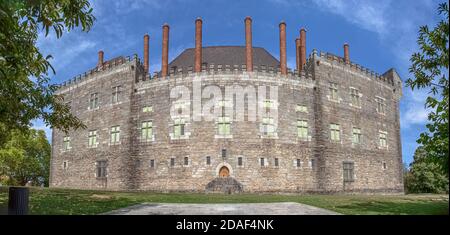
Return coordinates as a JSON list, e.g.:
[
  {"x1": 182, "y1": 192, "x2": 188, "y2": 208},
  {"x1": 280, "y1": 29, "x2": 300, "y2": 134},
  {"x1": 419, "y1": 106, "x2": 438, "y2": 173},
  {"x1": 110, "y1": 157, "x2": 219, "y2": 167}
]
[{"x1": 0, "y1": 187, "x2": 448, "y2": 215}]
